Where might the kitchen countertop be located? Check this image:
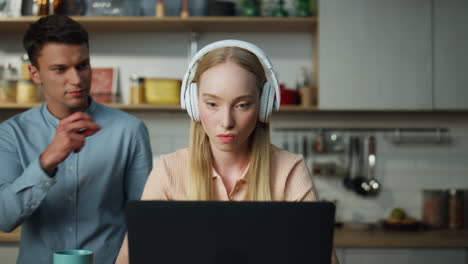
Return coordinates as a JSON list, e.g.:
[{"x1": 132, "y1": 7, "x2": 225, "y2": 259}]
[
  {"x1": 333, "y1": 227, "x2": 468, "y2": 248},
  {"x1": 2, "y1": 227, "x2": 468, "y2": 248}
]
